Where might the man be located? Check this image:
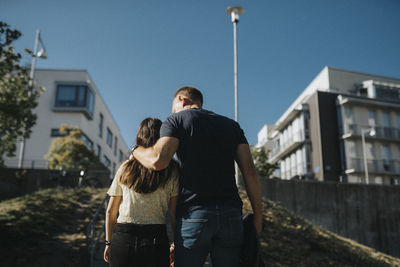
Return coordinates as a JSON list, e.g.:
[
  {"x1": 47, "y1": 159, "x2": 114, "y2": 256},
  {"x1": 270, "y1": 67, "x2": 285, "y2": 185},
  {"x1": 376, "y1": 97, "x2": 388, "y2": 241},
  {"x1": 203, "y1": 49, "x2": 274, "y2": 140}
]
[{"x1": 132, "y1": 86, "x2": 262, "y2": 267}]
